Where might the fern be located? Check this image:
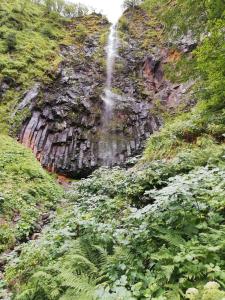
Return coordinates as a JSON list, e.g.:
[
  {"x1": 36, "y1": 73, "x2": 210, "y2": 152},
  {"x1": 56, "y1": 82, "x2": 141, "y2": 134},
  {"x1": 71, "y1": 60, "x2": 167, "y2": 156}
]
[
  {"x1": 5, "y1": 141, "x2": 225, "y2": 299},
  {"x1": 13, "y1": 238, "x2": 109, "y2": 300},
  {"x1": 60, "y1": 254, "x2": 98, "y2": 275},
  {"x1": 59, "y1": 274, "x2": 95, "y2": 300}
]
